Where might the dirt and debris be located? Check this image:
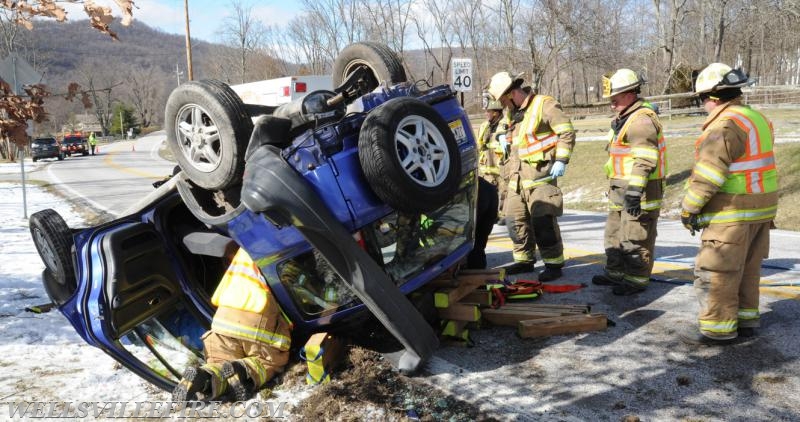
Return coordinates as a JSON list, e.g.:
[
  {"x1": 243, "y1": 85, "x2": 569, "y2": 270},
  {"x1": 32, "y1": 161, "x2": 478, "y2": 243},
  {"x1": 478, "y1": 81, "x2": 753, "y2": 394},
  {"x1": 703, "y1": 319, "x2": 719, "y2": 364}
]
[{"x1": 293, "y1": 346, "x2": 497, "y2": 421}]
